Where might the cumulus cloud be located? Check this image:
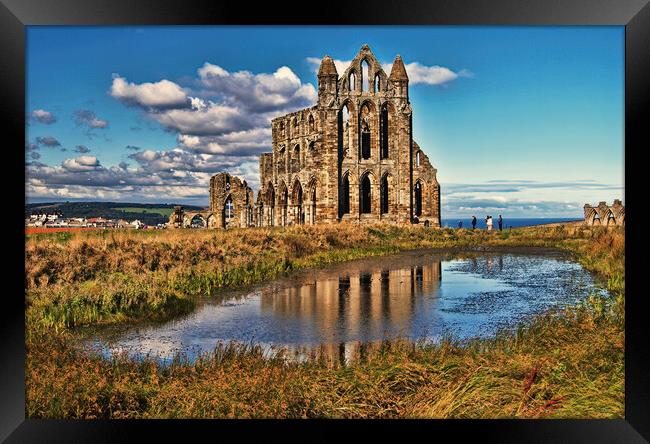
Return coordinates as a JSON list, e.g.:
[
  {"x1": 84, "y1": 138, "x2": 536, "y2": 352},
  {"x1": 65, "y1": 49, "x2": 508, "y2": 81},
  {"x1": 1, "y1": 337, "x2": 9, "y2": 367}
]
[
  {"x1": 109, "y1": 63, "x2": 316, "y2": 162},
  {"x1": 62, "y1": 155, "x2": 102, "y2": 172},
  {"x1": 27, "y1": 143, "x2": 261, "y2": 204},
  {"x1": 110, "y1": 75, "x2": 189, "y2": 109},
  {"x1": 176, "y1": 128, "x2": 271, "y2": 156},
  {"x1": 74, "y1": 110, "x2": 109, "y2": 129},
  {"x1": 30, "y1": 151, "x2": 41, "y2": 160},
  {"x1": 30, "y1": 109, "x2": 56, "y2": 124},
  {"x1": 74, "y1": 145, "x2": 91, "y2": 153},
  {"x1": 196, "y1": 63, "x2": 317, "y2": 113},
  {"x1": 35, "y1": 136, "x2": 61, "y2": 148},
  {"x1": 31, "y1": 61, "x2": 322, "y2": 203},
  {"x1": 307, "y1": 57, "x2": 472, "y2": 86},
  {"x1": 152, "y1": 98, "x2": 251, "y2": 136}
]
